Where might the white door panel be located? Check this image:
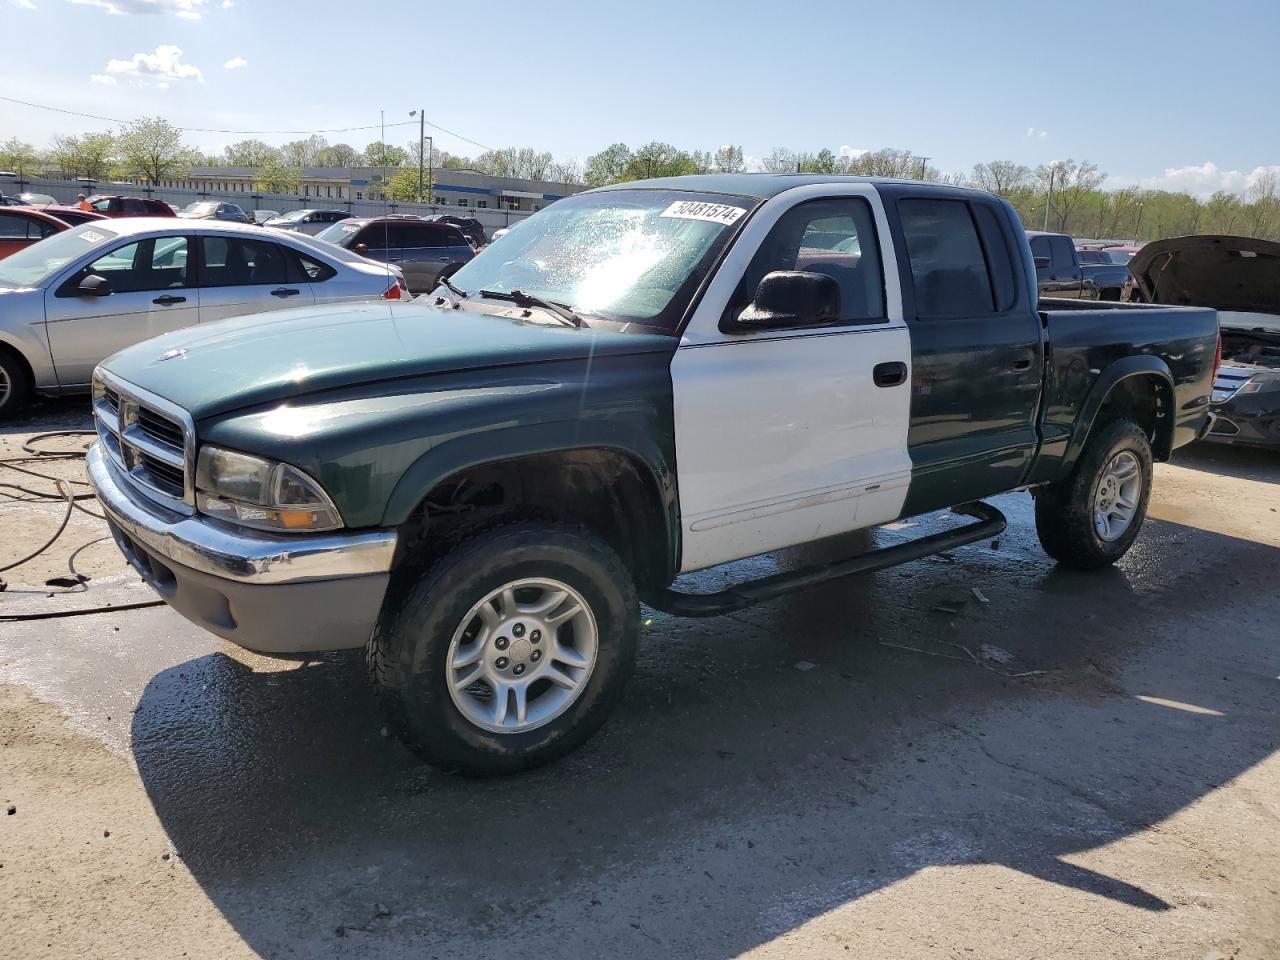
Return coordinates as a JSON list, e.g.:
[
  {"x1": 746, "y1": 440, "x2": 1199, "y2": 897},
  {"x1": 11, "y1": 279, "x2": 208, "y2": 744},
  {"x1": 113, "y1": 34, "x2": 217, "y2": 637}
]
[{"x1": 672, "y1": 184, "x2": 913, "y2": 573}]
